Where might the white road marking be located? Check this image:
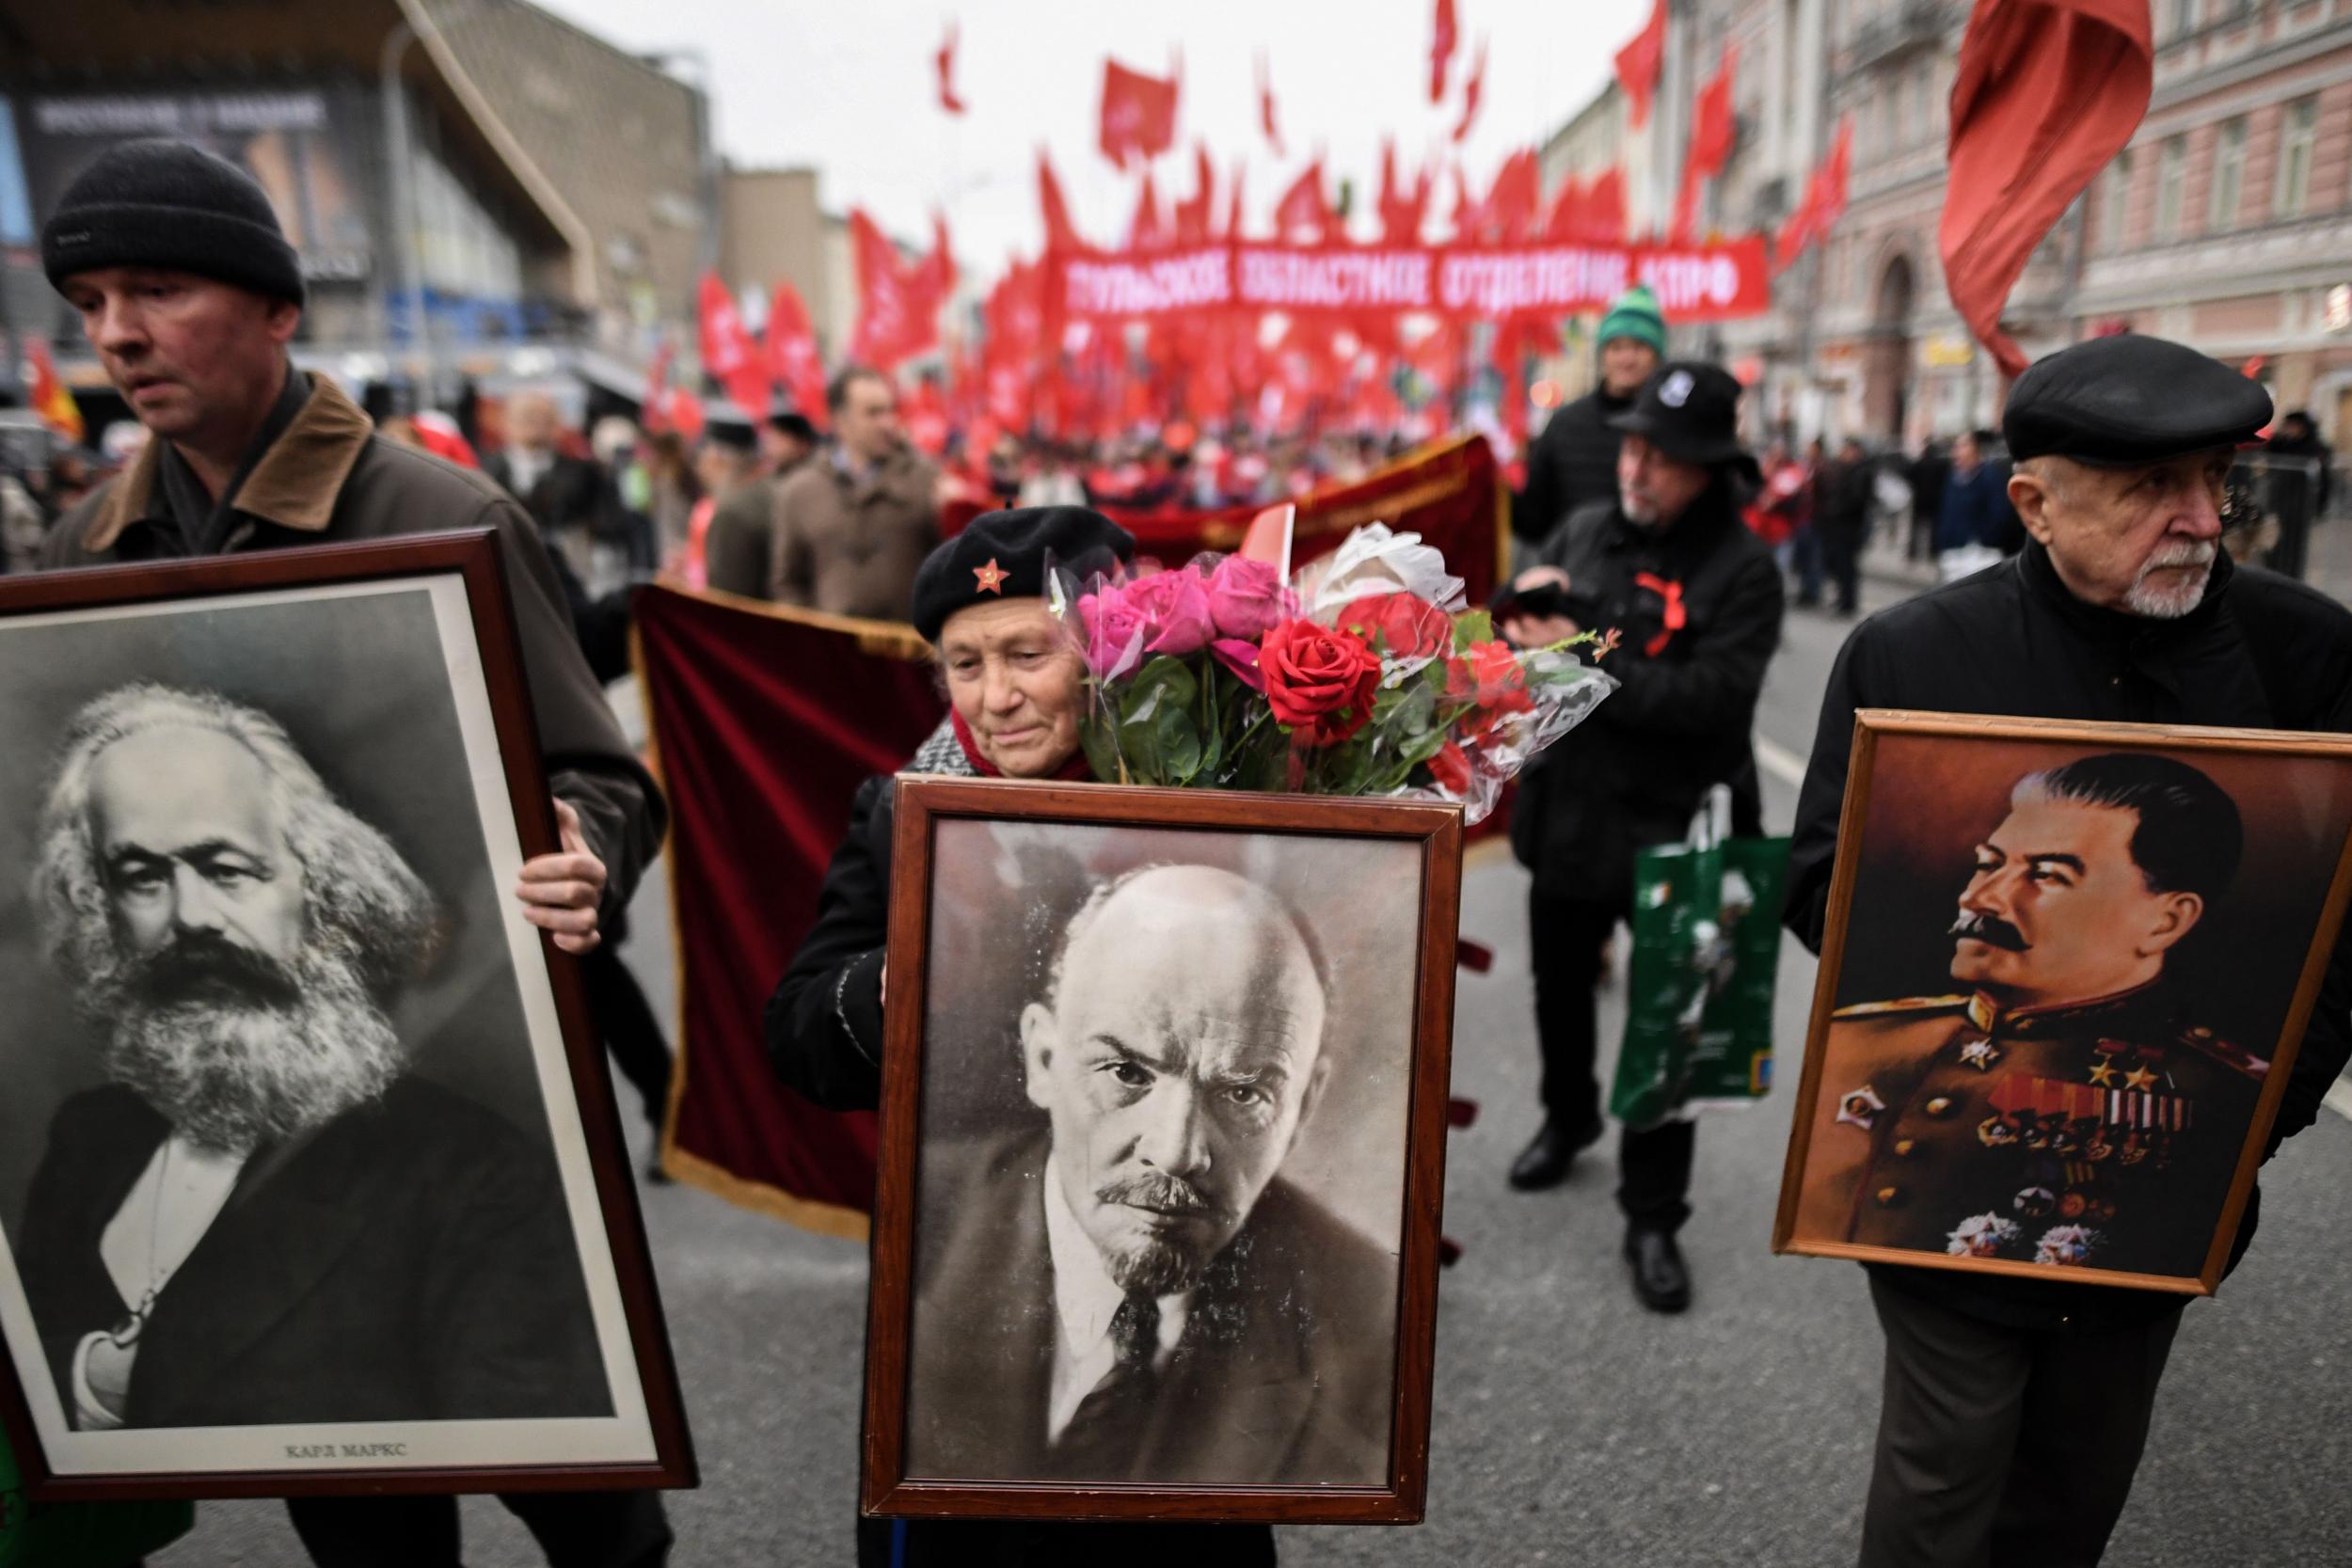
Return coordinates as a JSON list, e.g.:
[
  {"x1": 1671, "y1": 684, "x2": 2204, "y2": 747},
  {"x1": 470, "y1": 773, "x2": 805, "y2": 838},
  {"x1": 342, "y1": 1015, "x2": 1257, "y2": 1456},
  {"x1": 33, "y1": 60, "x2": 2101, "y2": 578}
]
[{"x1": 1755, "y1": 733, "x2": 1809, "y2": 787}]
